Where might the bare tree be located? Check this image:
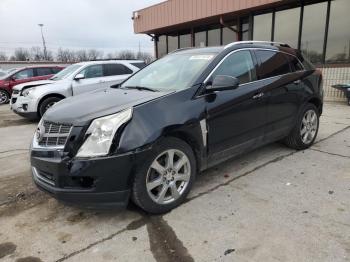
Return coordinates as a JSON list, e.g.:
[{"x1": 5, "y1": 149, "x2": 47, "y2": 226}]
[
  {"x1": 0, "y1": 52, "x2": 7, "y2": 61},
  {"x1": 87, "y1": 49, "x2": 103, "y2": 60},
  {"x1": 117, "y1": 50, "x2": 136, "y2": 60},
  {"x1": 56, "y1": 48, "x2": 77, "y2": 63},
  {"x1": 12, "y1": 48, "x2": 31, "y2": 61},
  {"x1": 30, "y1": 46, "x2": 45, "y2": 61},
  {"x1": 75, "y1": 50, "x2": 88, "y2": 62},
  {"x1": 136, "y1": 51, "x2": 154, "y2": 64}
]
